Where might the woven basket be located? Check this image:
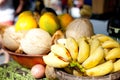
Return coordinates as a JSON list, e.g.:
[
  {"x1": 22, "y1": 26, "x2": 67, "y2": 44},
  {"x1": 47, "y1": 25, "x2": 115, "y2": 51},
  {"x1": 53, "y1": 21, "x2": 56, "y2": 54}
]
[{"x1": 55, "y1": 69, "x2": 120, "y2": 80}]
